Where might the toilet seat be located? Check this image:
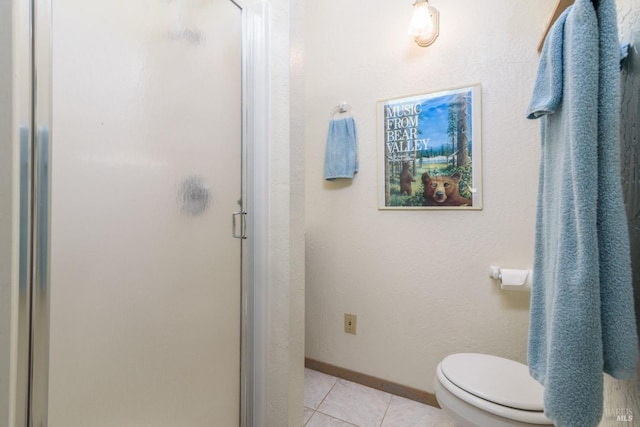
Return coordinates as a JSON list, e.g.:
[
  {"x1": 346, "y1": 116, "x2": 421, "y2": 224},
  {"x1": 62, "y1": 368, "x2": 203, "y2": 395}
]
[{"x1": 436, "y1": 353, "x2": 551, "y2": 425}]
